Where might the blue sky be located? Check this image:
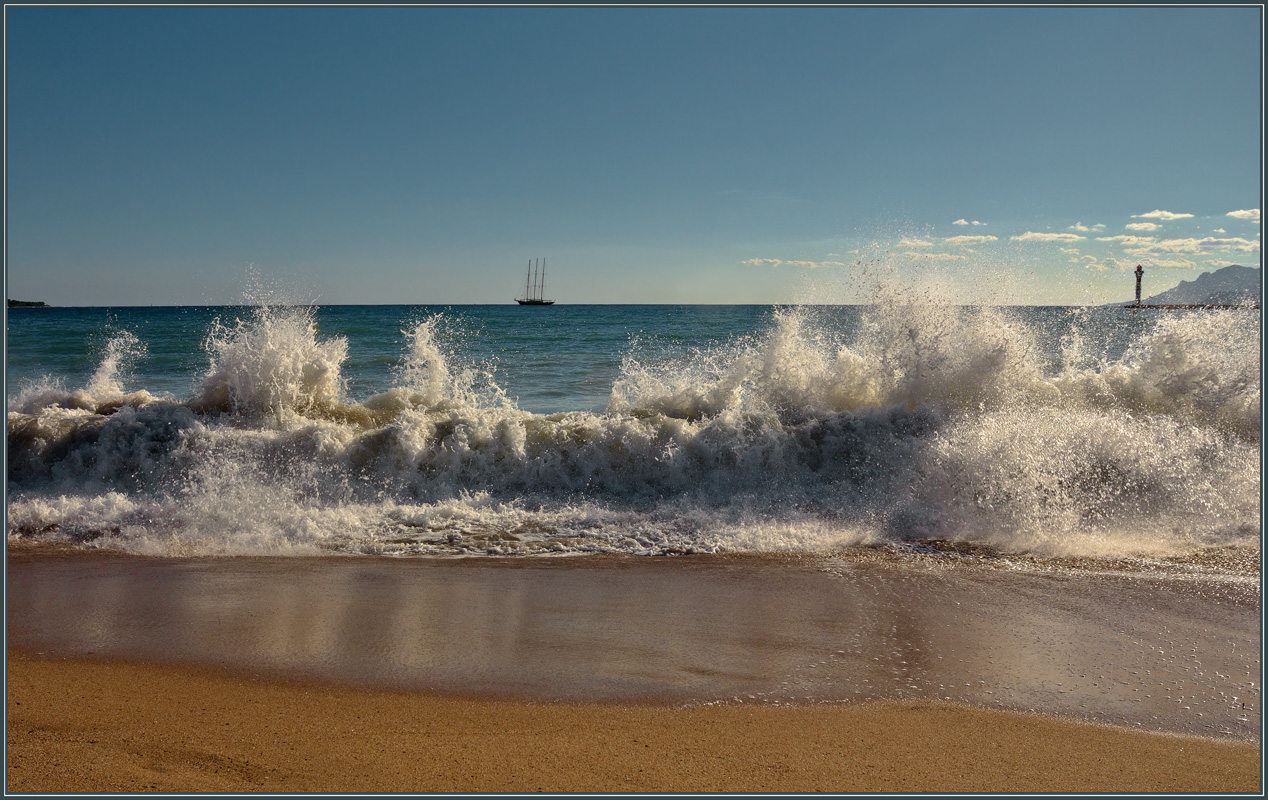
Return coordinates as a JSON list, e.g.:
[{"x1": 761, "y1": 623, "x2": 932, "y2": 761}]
[{"x1": 4, "y1": 6, "x2": 1261, "y2": 306}]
